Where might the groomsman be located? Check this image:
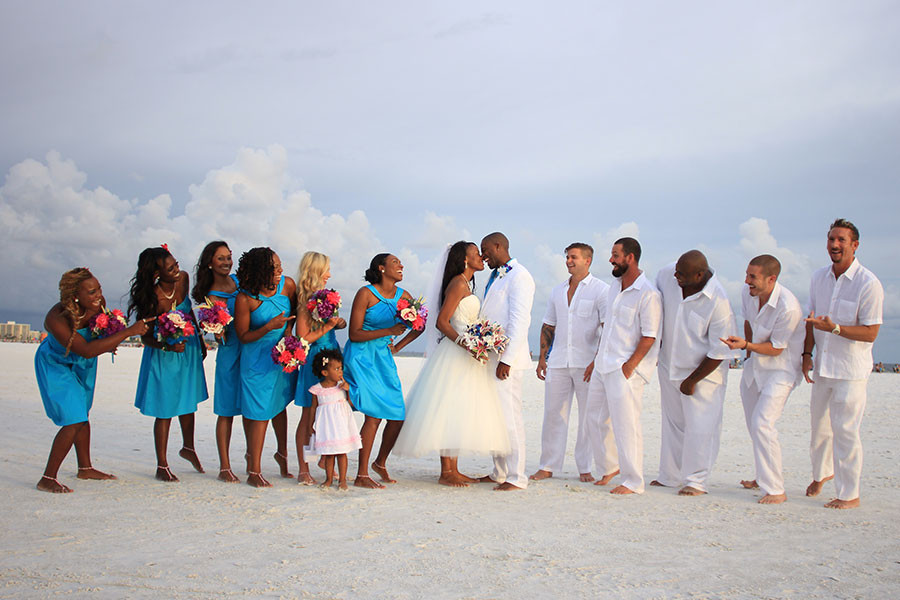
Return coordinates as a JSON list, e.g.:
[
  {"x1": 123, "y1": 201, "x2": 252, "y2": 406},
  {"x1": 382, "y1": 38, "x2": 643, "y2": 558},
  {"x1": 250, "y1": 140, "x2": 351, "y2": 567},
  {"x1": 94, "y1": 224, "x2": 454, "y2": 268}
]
[
  {"x1": 586, "y1": 237, "x2": 661, "y2": 494},
  {"x1": 803, "y1": 219, "x2": 883, "y2": 509},
  {"x1": 720, "y1": 255, "x2": 804, "y2": 504},
  {"x1": 653, "y1": 250, "x2": 735, "y2": 496},
  {"x1": 531, "y1": 243, "x2": 612, "y2": 483},
  {"x1": 479, "y1": 232, "x2": 535, "y2": 491}
]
